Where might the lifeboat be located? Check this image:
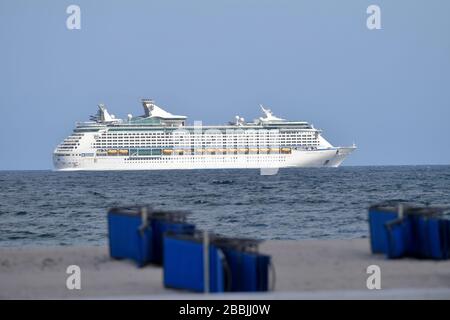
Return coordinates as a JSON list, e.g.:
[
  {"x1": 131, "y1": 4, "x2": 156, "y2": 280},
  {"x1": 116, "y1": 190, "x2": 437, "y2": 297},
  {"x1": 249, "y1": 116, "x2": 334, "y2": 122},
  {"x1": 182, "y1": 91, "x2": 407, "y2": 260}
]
[
  {"x1": 238, "y1": 148, "x2": 249, "y2": 153},
  {"x1": 107, "y1": 149, "x2": 118, "y2": 155},
  {"x1": 249, "y1": 148, "x2": 259, "y2": 153},
  {"x1": 281, "y1": 147, "x2": 292, "y2": 154},
  {"x1": 118, "y1": 149, "x2": 129, "y2": 155},
  {"x1": 162, "y1": 149, "x2": 173, "y2": 155},
  {"x1": 259, "y1": 148, "x2": 269, "y2": 153},
  {"x1": 269, "y1": 148, "x2": 280, "y2": 153}
]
